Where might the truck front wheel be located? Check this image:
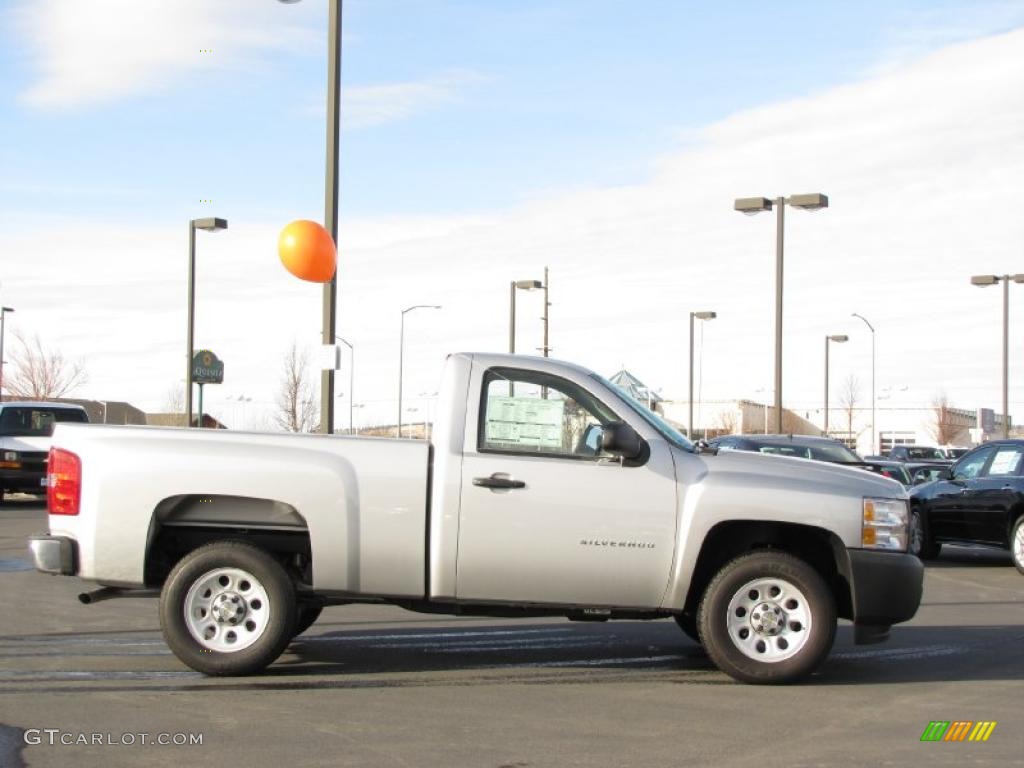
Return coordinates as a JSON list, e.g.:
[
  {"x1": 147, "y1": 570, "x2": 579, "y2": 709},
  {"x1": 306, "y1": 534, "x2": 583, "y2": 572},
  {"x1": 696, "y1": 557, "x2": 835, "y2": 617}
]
[
  {"x1": 698, "y1": 551, "x2": 836, "y2": 684},
  {"x1": 159, "y1": 541, "x2": 297, "y2": 675}
]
